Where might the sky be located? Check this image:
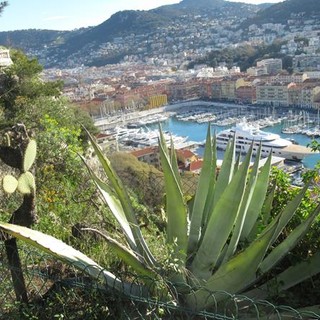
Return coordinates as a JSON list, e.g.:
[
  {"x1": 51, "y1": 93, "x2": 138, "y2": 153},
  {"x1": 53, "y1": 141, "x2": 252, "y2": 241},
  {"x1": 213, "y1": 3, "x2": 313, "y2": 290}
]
[{"x1": 0, "y1": 0, "x2": 284, "y2": 32}]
